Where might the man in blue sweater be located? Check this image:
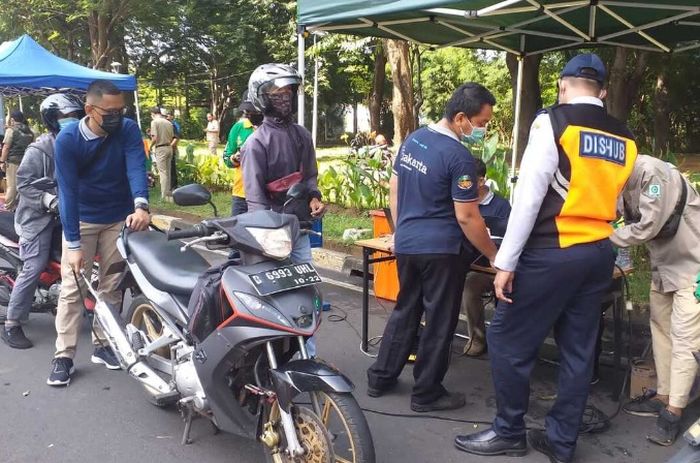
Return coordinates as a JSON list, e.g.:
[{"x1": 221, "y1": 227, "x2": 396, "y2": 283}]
[{"x1": 48, "y1": 80, "x2": 150, "y2": 386}]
